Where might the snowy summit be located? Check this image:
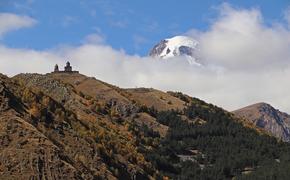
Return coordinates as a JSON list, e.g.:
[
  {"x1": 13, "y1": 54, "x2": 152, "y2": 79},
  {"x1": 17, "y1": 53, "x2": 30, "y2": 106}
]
[{"x1": 149, "y1": 36, "x2": 200, "y2": 65}]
